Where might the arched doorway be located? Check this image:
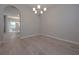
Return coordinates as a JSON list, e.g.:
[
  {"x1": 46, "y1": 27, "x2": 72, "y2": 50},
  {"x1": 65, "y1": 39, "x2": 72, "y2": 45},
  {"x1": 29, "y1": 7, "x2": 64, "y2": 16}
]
[{"x1": 3, "y1": 5, "x2": 21, "y2": 40}]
